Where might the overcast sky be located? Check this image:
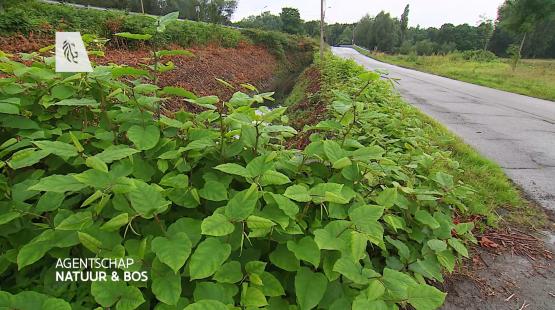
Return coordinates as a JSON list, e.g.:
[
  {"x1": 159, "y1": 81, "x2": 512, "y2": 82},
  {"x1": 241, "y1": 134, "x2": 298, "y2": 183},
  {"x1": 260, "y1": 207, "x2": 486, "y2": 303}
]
[{"x1": 232, "y1": 0, "x2": 506, "y2": 27}]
